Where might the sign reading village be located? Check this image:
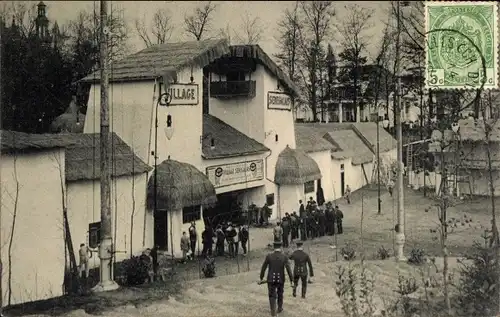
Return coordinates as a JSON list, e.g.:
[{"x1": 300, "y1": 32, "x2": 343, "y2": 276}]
[
  {"x1": 267, "y1": 91, "x2": 292, "y2": 111},
  {"x1": 206, "y1": 160, "x2": 264, "y2": 188},
  {"x1": 164, "y1": 83, "x2": 199, "y2": 106}
]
